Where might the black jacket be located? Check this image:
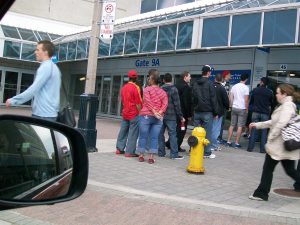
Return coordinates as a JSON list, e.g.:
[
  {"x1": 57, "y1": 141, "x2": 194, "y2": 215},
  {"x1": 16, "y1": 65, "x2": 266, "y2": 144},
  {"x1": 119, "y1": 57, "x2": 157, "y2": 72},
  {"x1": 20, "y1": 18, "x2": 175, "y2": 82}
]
[
  {"x1": 161, "y1": 84, "x2": 183, "y2": 120},
  {"x1": 175, "y1": 79, "x2": 192, "y2": 118},
  {"x1": 250, "y1": 86, "x2": 273, "y2": 115},
  {"x1": 192, "y1": 77, "x2": 218, "y2": 116},
  {"x1": 213, "y1": 82, "x2": 229, "y2": 116}
]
